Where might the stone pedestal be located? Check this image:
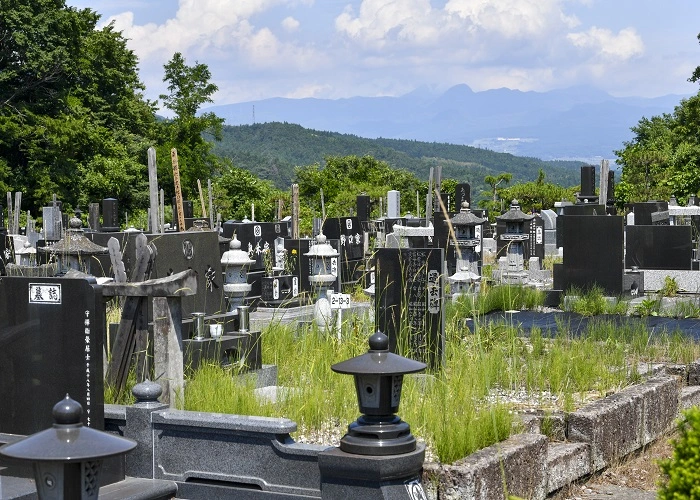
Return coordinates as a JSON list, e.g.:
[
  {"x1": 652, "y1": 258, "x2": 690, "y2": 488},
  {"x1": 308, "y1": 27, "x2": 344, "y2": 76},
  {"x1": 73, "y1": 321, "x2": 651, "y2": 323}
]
[{"x1": 319, "y1": 445, "x2": 427, "y2": 500}]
